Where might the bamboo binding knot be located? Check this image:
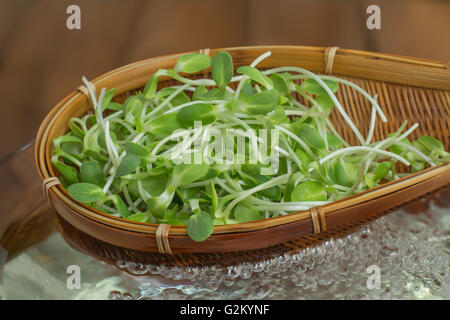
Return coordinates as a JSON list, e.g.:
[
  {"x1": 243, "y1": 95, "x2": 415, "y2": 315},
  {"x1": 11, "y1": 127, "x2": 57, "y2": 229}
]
[
  {"x1": 77, "y1": 80, "x2": 97, "y2": 109},
  {"x1": 324, "y1": 46, "x2": 339, "y2": 74},
  {"x1": 309, "y1": 206, "x2": 327, "y2": 234},
  {"x1": 42, "y1": 176, "x2": 61, "y2": 204},
  {"x1": 199, "y1": 48, "x2": 210, "y2": 56},
  {"x1": 156, "y1": 224, "x2": 173, "y2": 254}
]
